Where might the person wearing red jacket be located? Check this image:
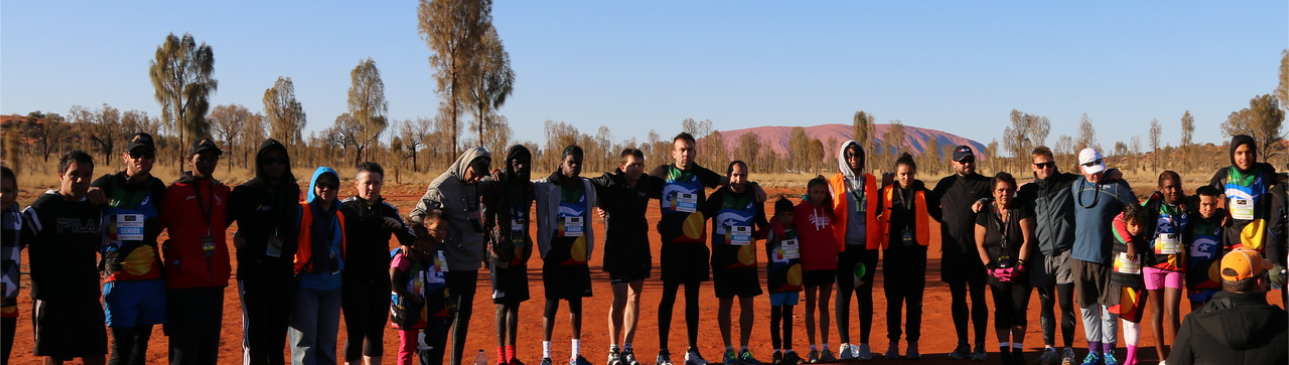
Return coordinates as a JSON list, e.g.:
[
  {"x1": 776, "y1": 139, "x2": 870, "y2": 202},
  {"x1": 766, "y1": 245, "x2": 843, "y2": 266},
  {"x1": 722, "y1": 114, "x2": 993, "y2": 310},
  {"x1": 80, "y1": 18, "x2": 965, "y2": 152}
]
[
  {"x1": 160, "y1": 138, "x2": 231, "y2": 365},
  {"x1": 795, "y1": 176, "x2": 838, "y2": 363}
]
